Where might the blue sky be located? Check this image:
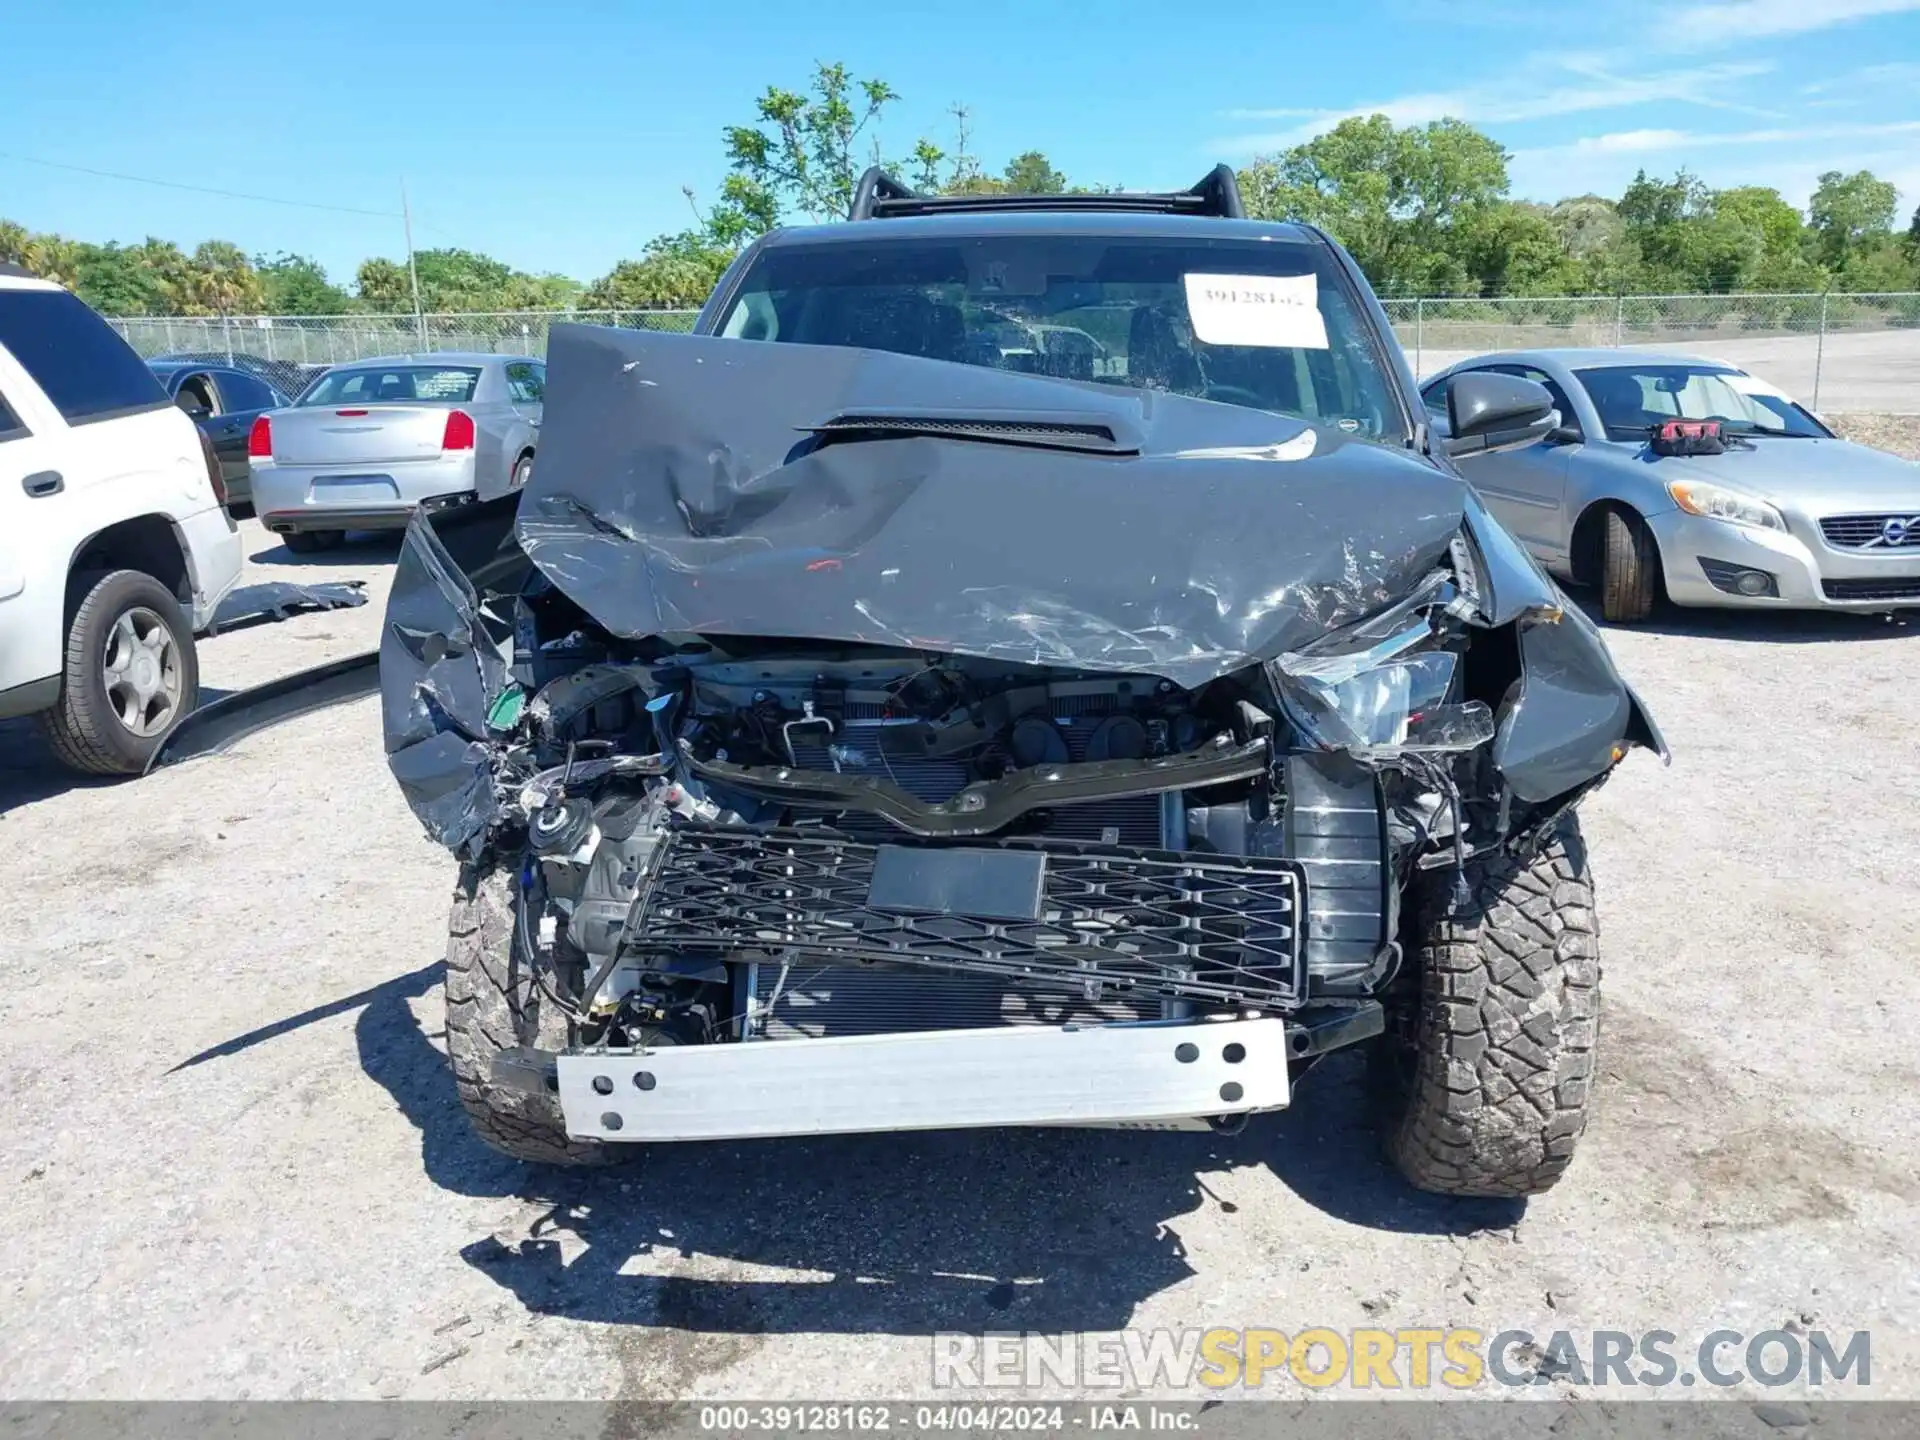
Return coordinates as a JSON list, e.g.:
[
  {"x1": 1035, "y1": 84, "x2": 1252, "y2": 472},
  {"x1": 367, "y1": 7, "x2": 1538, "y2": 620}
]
[{"x1": 3, "y1": 0, "x2": 1917, "y2": 287}]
